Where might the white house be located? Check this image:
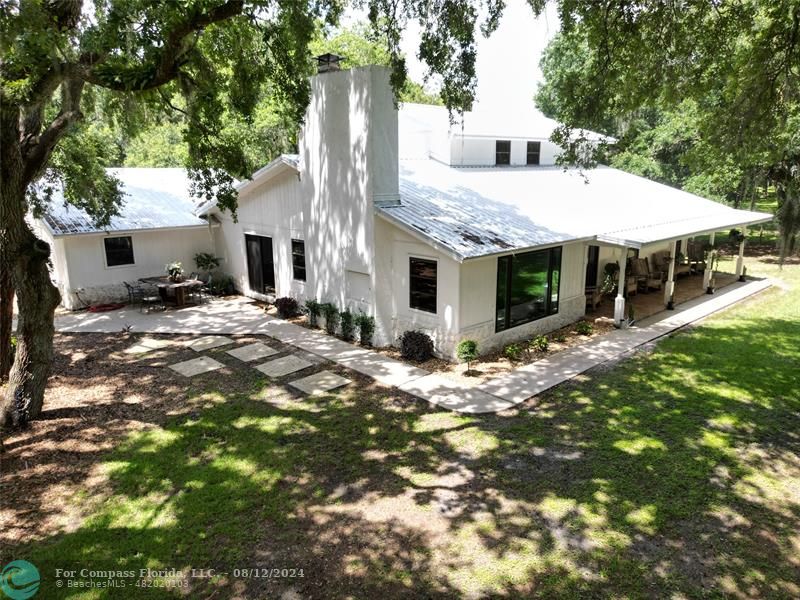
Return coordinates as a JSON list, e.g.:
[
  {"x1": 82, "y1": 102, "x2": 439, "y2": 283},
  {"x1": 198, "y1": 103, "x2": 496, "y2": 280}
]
[
  {"x1": 35, "y1": 168, "x2": 215, "y2": 309},
  {"x1": 40, "y1": 62, "x2": 772, "y2": 357},
  {"x1": 199, "y1": 63, "x2": 771, "y2": 357}
]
